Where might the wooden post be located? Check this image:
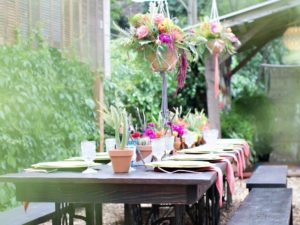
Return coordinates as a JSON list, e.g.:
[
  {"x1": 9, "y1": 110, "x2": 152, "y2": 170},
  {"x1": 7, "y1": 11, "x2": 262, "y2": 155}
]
[
  {"x1": 187, "y1": 0, "x2": 198, "y2": 25},
  {"x1": 95, "y1": 73, "x2": 104, "y2": 152},
  {"x1": 205, "y1": 55, "x2": 221, "y2": 134}
]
